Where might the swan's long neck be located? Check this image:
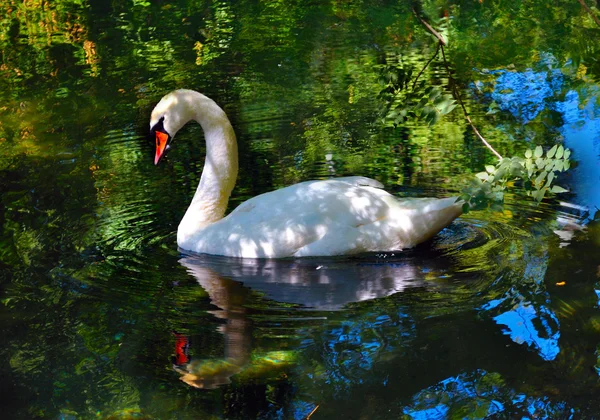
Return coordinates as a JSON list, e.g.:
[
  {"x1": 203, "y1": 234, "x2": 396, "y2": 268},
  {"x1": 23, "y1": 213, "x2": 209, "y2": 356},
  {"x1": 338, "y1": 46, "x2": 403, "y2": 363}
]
[{"x1": 178, "y1": 92, "x2": 238, "y2": 242}]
